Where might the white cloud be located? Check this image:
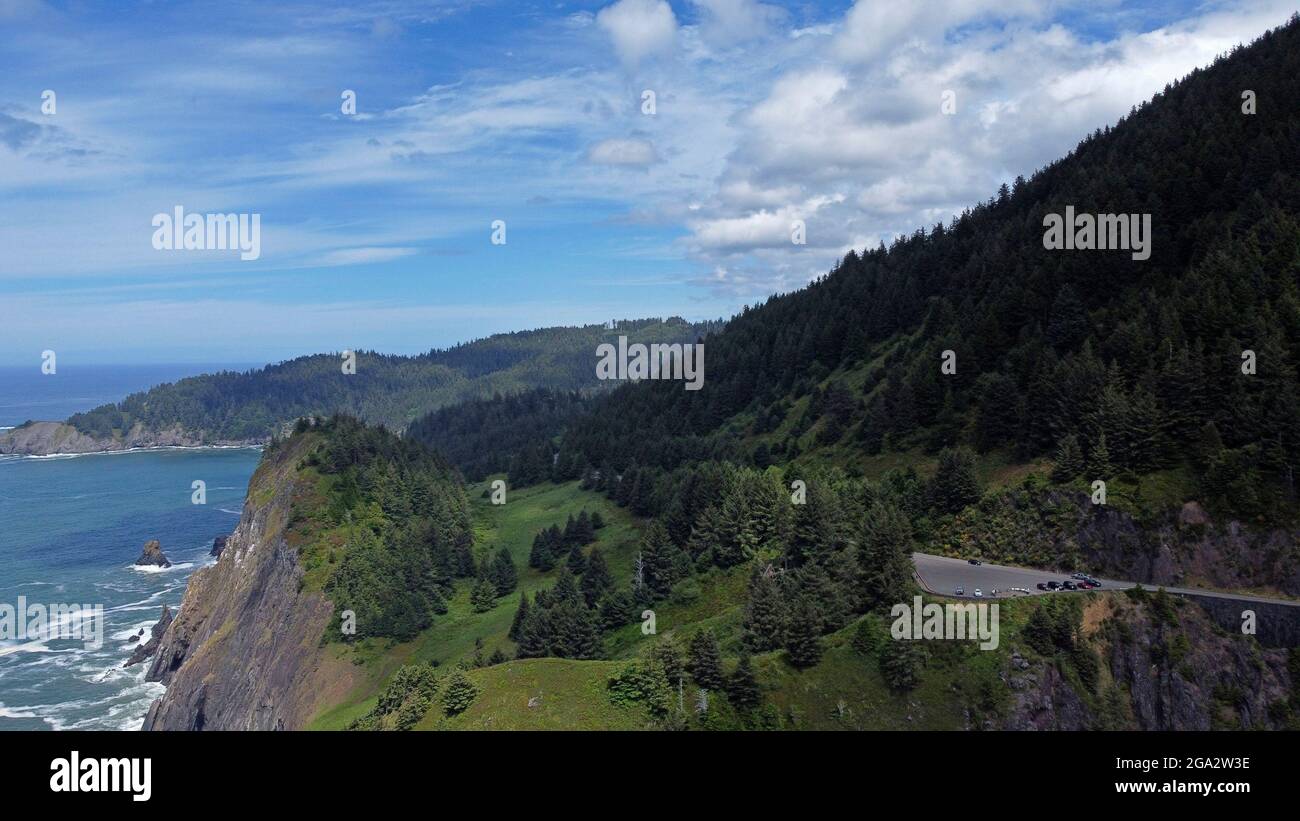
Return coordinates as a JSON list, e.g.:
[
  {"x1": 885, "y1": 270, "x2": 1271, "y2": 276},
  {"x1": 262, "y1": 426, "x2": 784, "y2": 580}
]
[
  {"x1": 596, "y1": 0, "x2": 678, "y2": 66},
  {"x1": 690, "y1": 0, "x2": 785, "y2": 45},
  {"x1": 587, "y1": 137, "x2": 659, "y2": 166}
]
